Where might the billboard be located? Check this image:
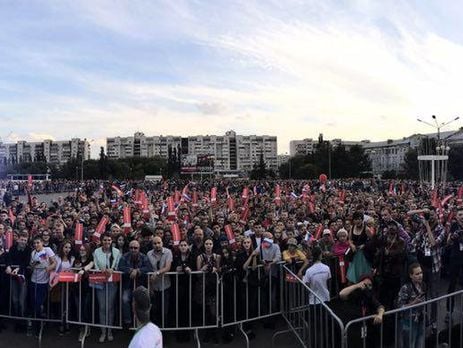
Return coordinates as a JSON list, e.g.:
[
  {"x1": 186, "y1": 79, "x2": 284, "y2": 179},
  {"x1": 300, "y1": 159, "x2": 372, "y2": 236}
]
[{"x1": 181, "y1": 154, "x2": 214, "y2": 174}]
